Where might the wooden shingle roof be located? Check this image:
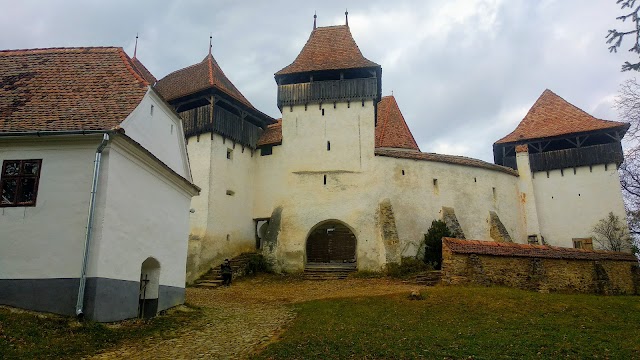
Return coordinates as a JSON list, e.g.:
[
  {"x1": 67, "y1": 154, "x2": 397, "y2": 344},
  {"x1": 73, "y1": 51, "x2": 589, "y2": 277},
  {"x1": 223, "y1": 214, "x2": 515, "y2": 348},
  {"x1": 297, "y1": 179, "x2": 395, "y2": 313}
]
[
  {"x1": 155, "y1": 54, "x2": 253, "y2": 108},
  {"x1": 376, "y1": 96, "x2": 420, "y2": 151},
  {"x1": 275, "y1": 25, "x2": 379, "y2": 76},
  {"x1": 0, "y1": 47, "x2": 149, "y2": 132},
  {"x1": 443, "y1": 237, "x2": 638, "y2": 262},
  {"x1": 496, "y1": 89, "x2": 628, "y2": 144}
]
